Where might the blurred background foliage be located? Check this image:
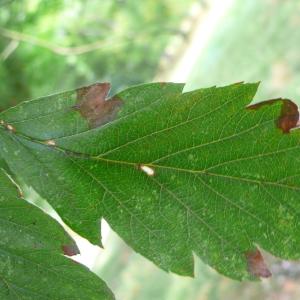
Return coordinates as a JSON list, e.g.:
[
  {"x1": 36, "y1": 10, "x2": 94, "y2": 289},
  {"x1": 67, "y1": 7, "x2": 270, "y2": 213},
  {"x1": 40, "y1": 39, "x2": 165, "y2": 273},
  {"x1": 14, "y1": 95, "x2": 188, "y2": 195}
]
[
  {"x1": 2, "y1": 0, "x2": 300, "y2": 299},
  {"x1": 186, "y1": 0, "x2": 300, "y2": 106},
  {"x1": 0, "y1": 0, "x2": 194, "y2": 110}
]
